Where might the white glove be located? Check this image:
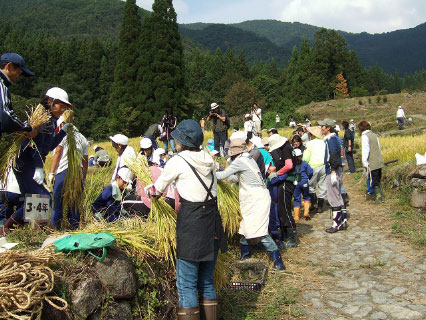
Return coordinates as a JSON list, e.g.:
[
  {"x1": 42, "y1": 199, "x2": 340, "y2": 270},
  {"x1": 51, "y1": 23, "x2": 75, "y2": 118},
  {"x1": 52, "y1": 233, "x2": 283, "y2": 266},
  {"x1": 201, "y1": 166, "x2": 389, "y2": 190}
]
[
  {"x1": 33, "y1": 168, "x2": 45, "y2": 185},
  {"x1": 144, "y1": 184, "x2": 161, "y2": 198},
  {"x1": 268, "y1": 172, "x2": 277, "y2": 180},
  {"x1": 48, "y1": 173, "x2": 56, "y2": 185},
  {"x1": 330, "y1": 172, "x2": 338, "y2": 186},
  {"x1": 61, "y1": 123, "x2": 72, "y2": 133}
]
